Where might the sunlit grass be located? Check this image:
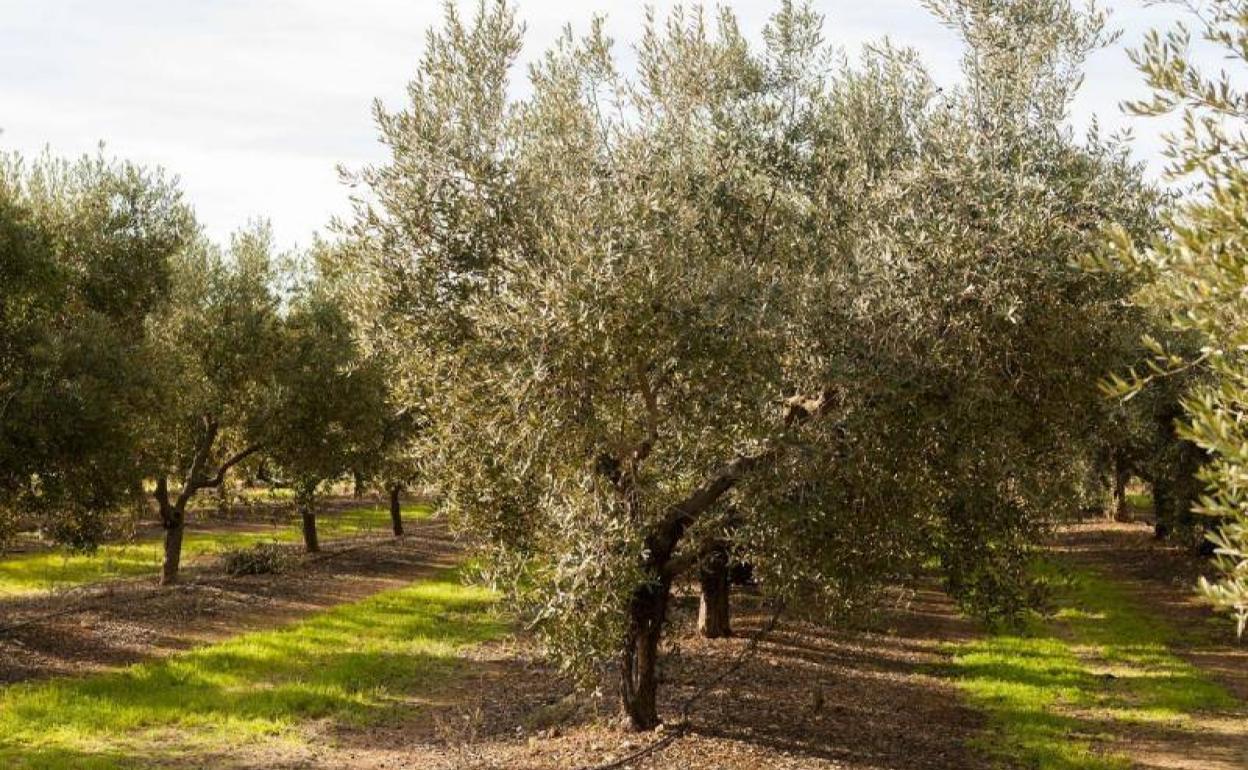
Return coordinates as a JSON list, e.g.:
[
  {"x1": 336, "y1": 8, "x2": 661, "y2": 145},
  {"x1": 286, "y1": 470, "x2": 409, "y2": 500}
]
[
  {"x1": 0, "y1": 568, "x2": 503, "y2": 770},
  {"x1": 0, "y1": 504, "x2": 429, "y2": 597},
  {"x1": 945, "y1": 561, "x2": 1236, "y2": 769}
]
